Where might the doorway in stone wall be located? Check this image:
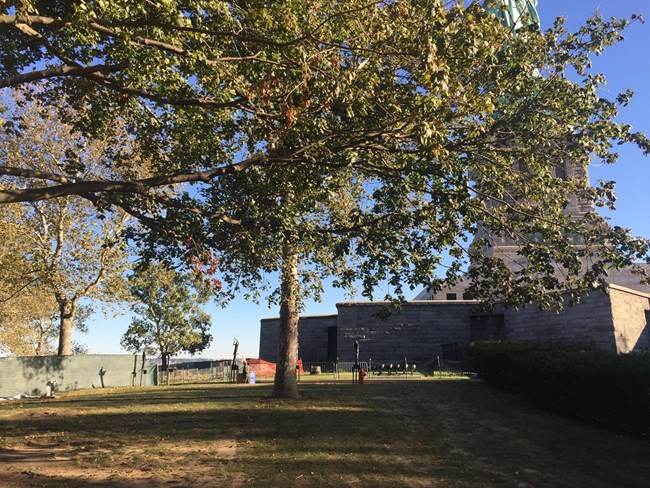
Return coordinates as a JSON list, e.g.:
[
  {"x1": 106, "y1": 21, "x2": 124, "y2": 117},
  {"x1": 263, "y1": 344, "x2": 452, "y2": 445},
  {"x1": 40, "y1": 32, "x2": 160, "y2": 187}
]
[
  {"x1": 470, "y1": 314, "x2": 505, "y2": 341},
  {"x1": 327, "y1": 326, "x2": 337, "y2": 362}
]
